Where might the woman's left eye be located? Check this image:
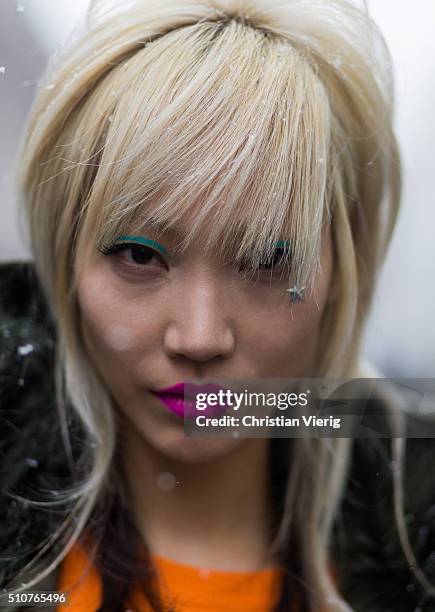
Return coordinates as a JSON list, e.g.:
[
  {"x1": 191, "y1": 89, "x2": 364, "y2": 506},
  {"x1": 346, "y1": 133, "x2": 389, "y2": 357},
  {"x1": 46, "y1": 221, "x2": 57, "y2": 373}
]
[
  {"x1": 258, "y1": 247, "x2": 289, "y2": 270},
  {"x1": 239, "y1": 246, "x2": 289, "y2": 273}
]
